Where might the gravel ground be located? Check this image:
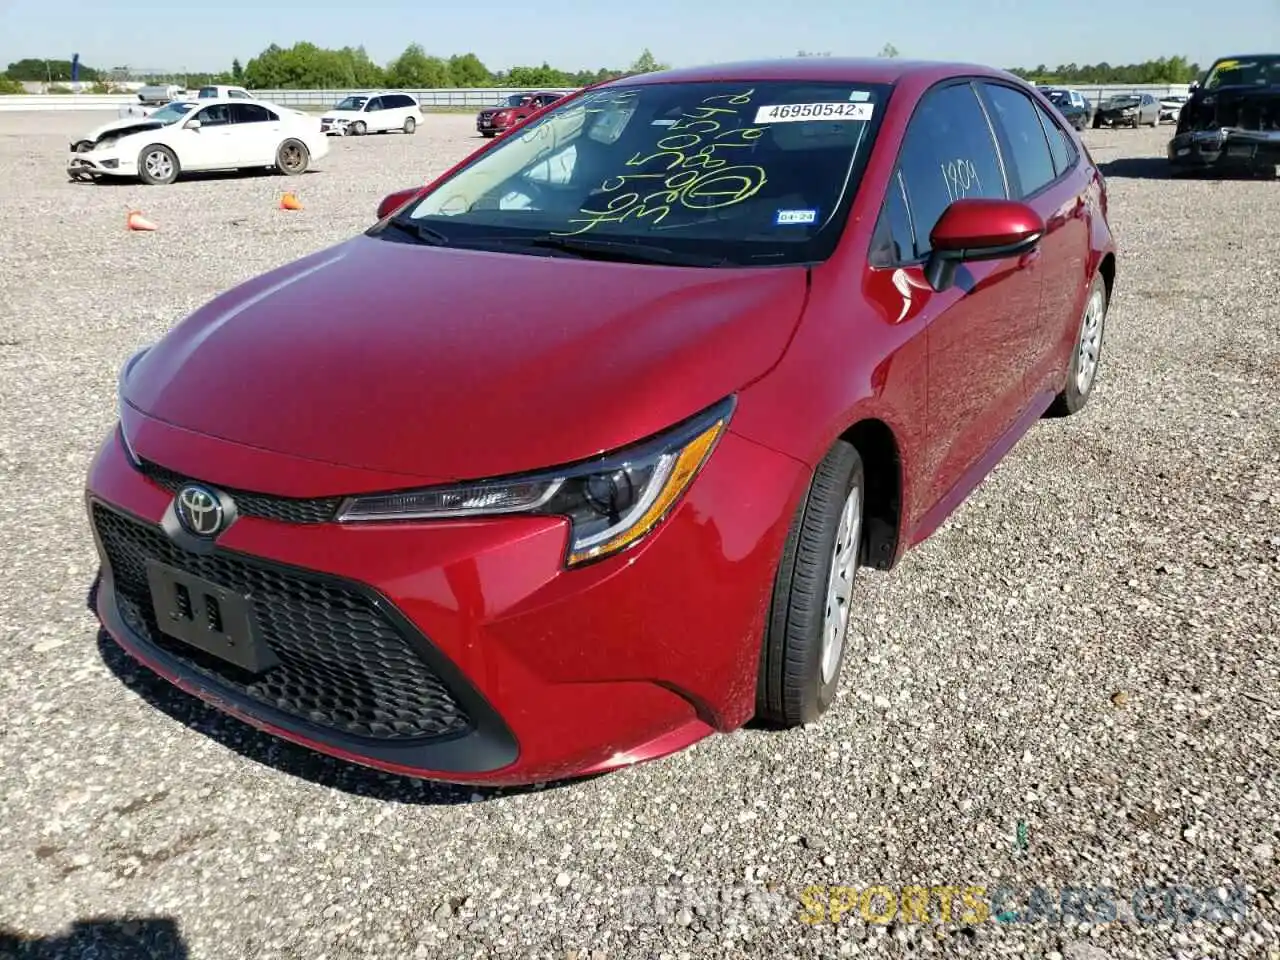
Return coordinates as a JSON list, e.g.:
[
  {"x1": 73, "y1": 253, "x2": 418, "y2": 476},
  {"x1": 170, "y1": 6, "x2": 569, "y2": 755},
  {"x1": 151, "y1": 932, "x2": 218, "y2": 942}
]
[{"x1": 0, "y1": 111, "x2": 1277, "y2": 960}]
